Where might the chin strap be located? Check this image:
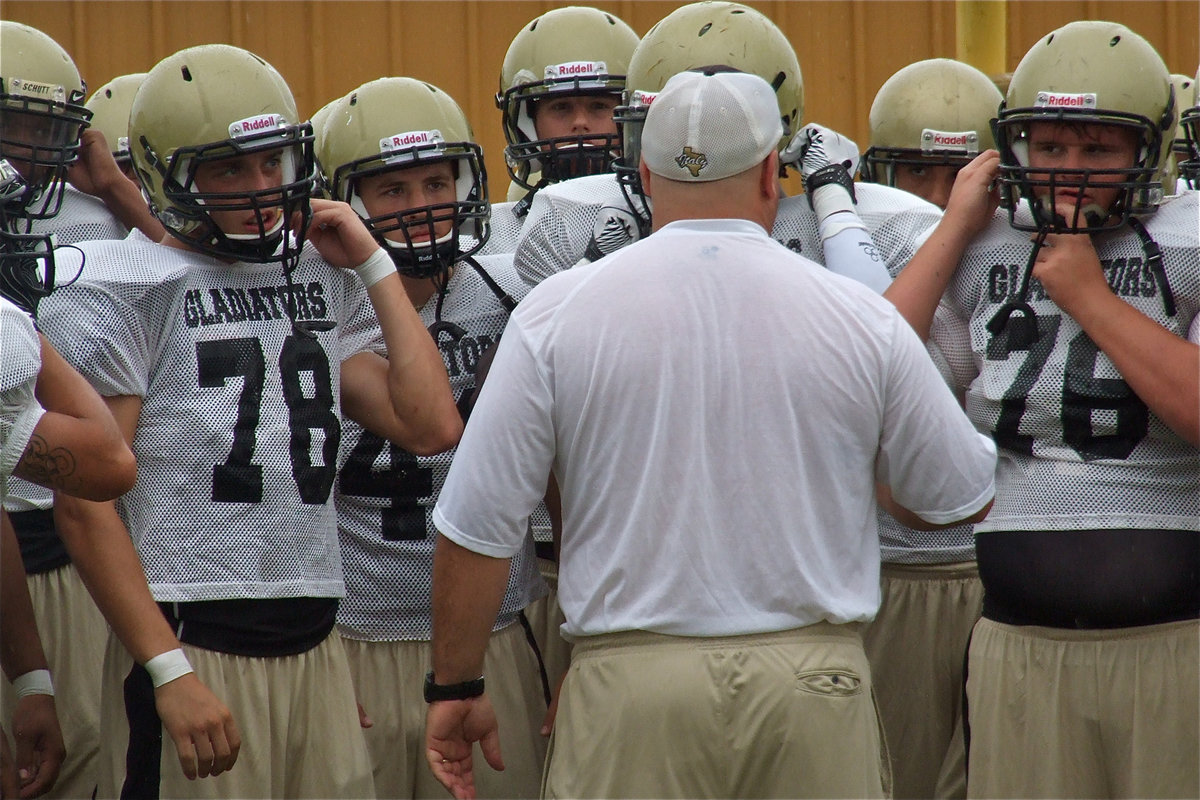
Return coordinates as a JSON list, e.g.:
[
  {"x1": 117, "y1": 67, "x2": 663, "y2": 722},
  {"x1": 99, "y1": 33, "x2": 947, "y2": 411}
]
[
  {"x1": 987, "y1": 228, "x2": 1048, "y2": 349},
  {"x1": 1128, "y1": 216, "x2": 1175, "y2": 318},
  {"x1": 462, "y1": 255, "x2": 518, "y2": 313},
  {"x1": 988, "y1": 215, "x2": 1176, "y2": 350}
]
